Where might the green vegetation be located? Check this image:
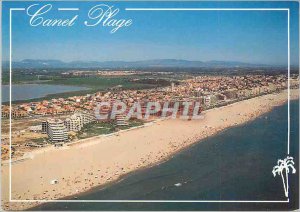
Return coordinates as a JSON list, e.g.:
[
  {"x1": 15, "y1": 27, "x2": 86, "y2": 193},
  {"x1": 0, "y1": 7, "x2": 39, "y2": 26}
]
[
  {"x1": 31, "y1": 137, "x2": 47, "y2": 142},
  {"x1": 3, "y1": 69, "x2": 190, "y2": 104},
  {"x1": 77, "y1": 119, "x2": 144, "y2": 140},
  {"x1": 4, "y1": 76, "x2": 160, "y2": 105},
  {"x1": 117, "y1": 119, "x2": 144, "y2": 130},
  {"x1": 77, "y1": 122, "x2": 115, "y2": 139},
  {"x1": 41, "y1": 76, "x2": 158, "y2": 90},
  {"x1": 2, "y1": 72, "x2": 40, "y2": 84},
  {"x1": 2, "y1": 70, "x2": 67, "y2": 85}
]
